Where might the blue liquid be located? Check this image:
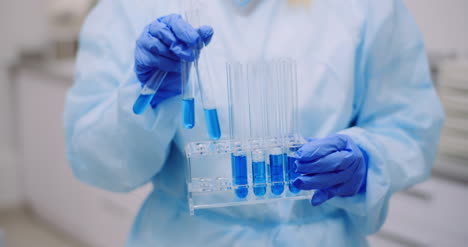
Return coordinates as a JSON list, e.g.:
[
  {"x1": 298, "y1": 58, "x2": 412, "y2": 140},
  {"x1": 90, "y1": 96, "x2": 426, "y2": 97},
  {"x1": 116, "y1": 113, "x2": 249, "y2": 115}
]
[
  {"x1": 269, "y1": 154, "x2": 285, "y2": 195},
  {"x1": 204, "y1": 108, "x2": 221, "y2": 140},
  {"x1": 182, "y1": 98, "x2": 195, "y2": 129},
  {"x1": 252, "y1": 161, "x2": 267, "y2": 197},
  {"x1": 231, "y1": 154, "x2": 248, "y2": 199},
  {"x1": 133, "y1": 93, "x2": 155, "y2": 114},
  {"x1": 287, "y1": 155, "x2": 300, "y2": 194}
]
